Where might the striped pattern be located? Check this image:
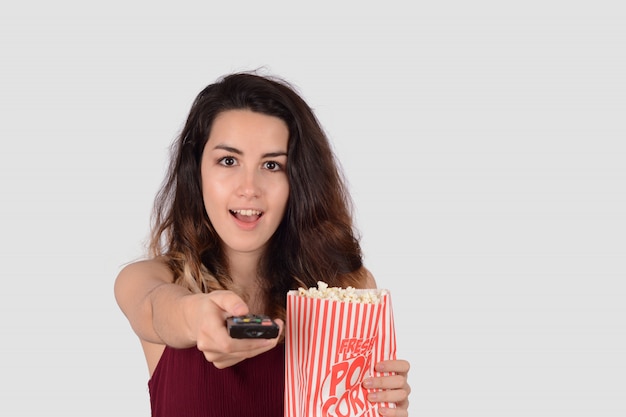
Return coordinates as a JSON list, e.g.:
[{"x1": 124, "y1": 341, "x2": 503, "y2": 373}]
[{"x1": 285, "y1": 290, "x2": 397, "y2": 417}]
